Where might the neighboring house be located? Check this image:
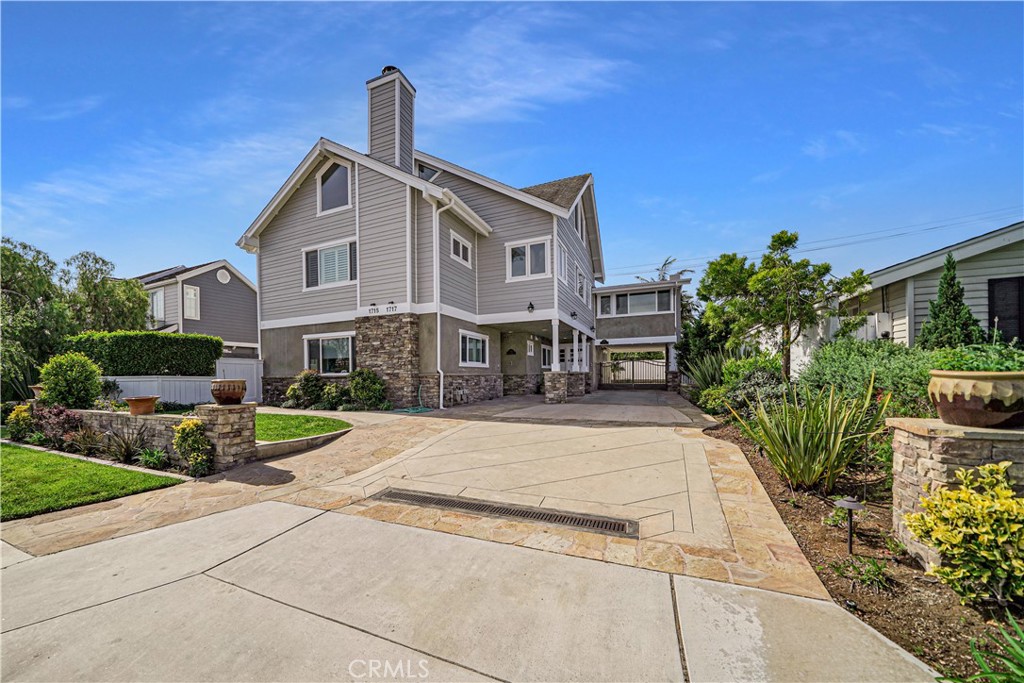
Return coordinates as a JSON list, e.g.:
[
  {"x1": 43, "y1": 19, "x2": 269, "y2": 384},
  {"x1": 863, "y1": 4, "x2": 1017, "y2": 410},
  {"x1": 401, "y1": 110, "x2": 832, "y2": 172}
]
[
  {"x1": 135, "y1": 260, "x2": 260, "y2": 358},
  {"x1": 593, "y1": 279, "x2": 685, "y2": 389},
  {"x1": 787, "y1": 221, "x2": 1024, "y2": 374},
  {"x1": 237, "y1": 67, "x2": 607, "y2": 408}
]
